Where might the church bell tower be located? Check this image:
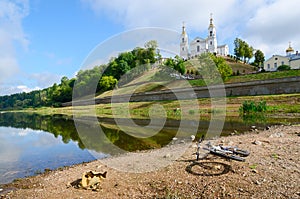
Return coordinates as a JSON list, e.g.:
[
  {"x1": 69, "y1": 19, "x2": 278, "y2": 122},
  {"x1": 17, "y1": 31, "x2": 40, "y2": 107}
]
[
  {"x1": 180, "y1": 22, "x2": 189, "y2": 59},
  {"x1": 207, "y1": 14, "x2": 217, "y2": 54}
]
